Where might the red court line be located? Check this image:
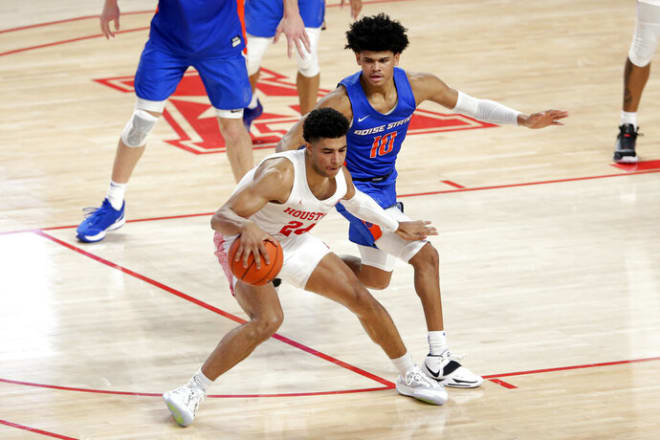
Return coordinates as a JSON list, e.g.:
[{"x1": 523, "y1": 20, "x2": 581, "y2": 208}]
[
  {"x1": 0, "y1": 378, "x2": 390, "y2": 398},
  {"x1": 483, "y1": 356, "x2": 660, "y2": 380},
  {"x1": 0, "y1": 10, "x2": 153, "y2": 34},
  {"x1": 0, "y1": 27, "x2": 149, "y2": 57},
  {"x1": 398, "y1": 168, "x2": 660, "y2": 199},
  {"x1": 442, "y1": 180, "x2": 465, "y2": 189},
  {"x1": 0, "y1": 419, "x2": 77, "y2": 440},
  {"x1": 488, "y1": 378, "x2": 517, "y2": 389},
  {"x1": 35, "y1": 230, "x2": 393, "y2": 388},
  {"x1": 3, "y1": 167, "x2": 659, "y2": 237}
]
